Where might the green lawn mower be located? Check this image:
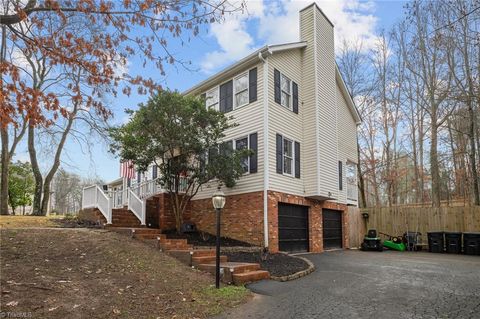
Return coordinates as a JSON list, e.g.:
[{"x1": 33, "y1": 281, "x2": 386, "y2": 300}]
[
  {"x1": 361, "y1": 229, "x2": 384, "y2": 251},
  {"x1": 379, "y1": 232, "x2": 406, "y2": 251}
]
